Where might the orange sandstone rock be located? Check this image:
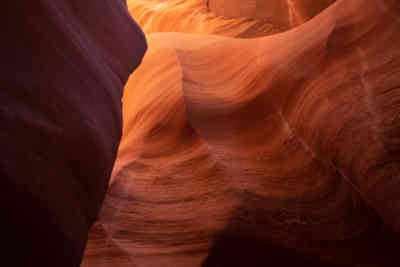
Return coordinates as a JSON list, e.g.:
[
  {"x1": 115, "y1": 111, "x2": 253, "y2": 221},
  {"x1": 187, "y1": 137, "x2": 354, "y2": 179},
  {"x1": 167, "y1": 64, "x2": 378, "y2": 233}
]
[{"x1": 83, "y1": 0, "x2": 400, "y2": 266}]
